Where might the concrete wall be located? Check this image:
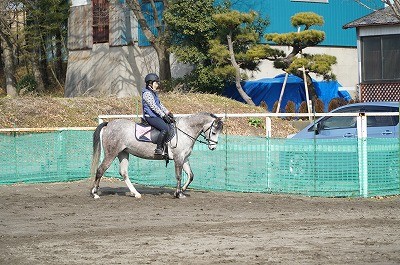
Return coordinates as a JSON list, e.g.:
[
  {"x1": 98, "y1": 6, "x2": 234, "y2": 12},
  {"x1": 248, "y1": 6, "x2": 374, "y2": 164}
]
[
  {"x1": 65, "y1": 44, "x2": 143, "y2": 97},
  {"x1": 65, "y1": 43, "x2": 191, "y2": 97}
]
